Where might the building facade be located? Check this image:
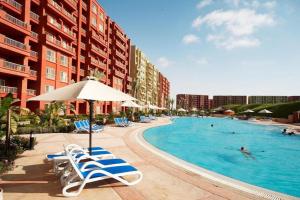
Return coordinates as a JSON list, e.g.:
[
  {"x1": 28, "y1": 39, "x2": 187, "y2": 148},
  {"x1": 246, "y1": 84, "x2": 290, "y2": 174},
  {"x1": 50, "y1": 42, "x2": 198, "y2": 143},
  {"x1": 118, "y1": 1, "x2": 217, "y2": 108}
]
[
  {"x1": 0, "y1": 0, "x2": 131, "y2": 114},
  {"x1": 158, "y1": 72, "x2": 169, "y2": 108},
  {"x1": 176, "y1": 94, "x2": 209, "y2": 110},
  {"x1": 213, "y1": 96, "x2": 247, "y2": 108},
  {"x1": 248, "y1": 96, "x2": 288, "y2": 104},
  {"x1": 129, "y1": 45, "x2": 147, "y2": 105},
  {"x1": 288, "y1": 96, "x2": 300, "y2": 102}
]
